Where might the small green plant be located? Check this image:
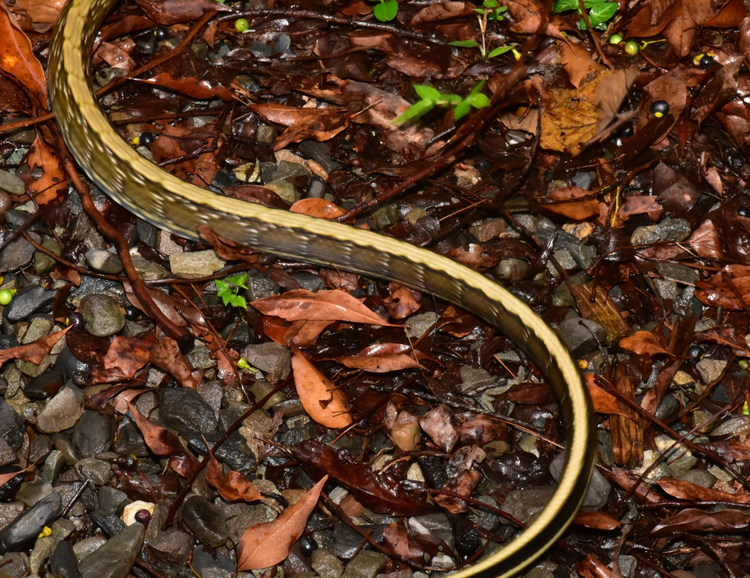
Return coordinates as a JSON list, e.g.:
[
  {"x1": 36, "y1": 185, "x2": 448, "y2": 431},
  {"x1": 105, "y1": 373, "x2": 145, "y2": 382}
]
[
  {"x1": 371, "y1": 0, "x2": 398, "y2": 22},
  {"x1": 552, "y1": 0, "x2": 617, "y2": 30},
  {"x1": 215, "y1": 273, "x2": 248, "y2": 308},
  {"x1": 395, "y1": 81, "x2": 491, "y2": 124},
  {"x1": 449, "y1": 0, "x2": 509, "y2": 58}
]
